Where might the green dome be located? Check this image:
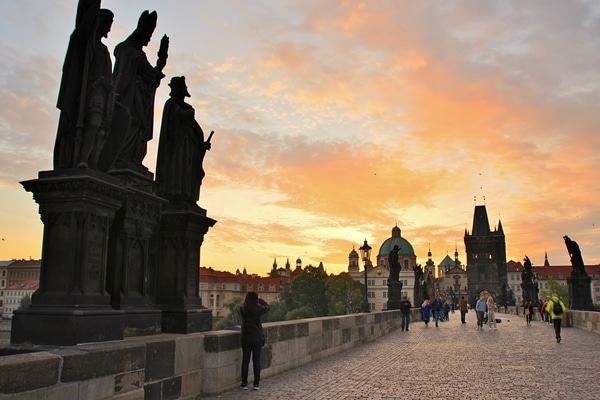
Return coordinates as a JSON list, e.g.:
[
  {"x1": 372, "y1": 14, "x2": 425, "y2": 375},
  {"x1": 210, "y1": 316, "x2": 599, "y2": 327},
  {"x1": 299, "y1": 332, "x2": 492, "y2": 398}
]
[
  {"x1": 349, "y1": 248, "x2": 359, "y2": 258},
  {"x1": 377, "y1": 226, "x2": 415, "y2": 257}
]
